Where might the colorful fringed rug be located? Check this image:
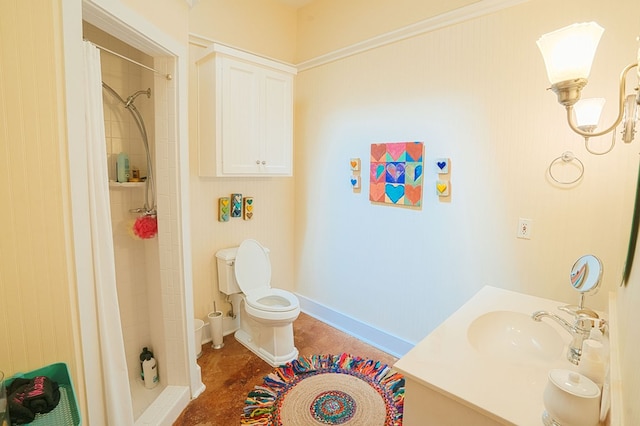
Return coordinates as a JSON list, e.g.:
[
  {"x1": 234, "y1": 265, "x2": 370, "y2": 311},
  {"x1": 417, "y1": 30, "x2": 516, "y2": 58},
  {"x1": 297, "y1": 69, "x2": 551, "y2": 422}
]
[{"x1": 241, "y1": 353, "x2": 404, "y2": 425}]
